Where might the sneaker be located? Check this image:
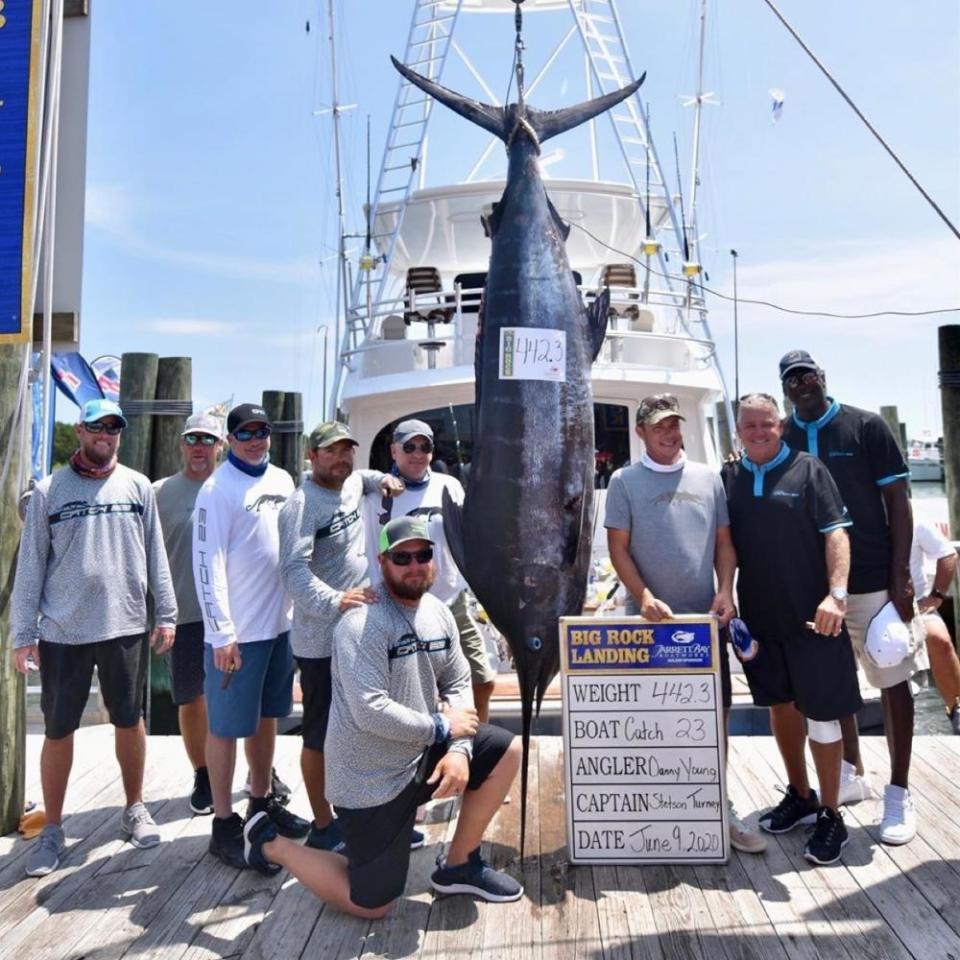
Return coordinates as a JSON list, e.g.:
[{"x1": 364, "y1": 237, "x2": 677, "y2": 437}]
[
  {"x1": 759, "y1": 785, "x2": 819, "y2": 834},
  {"x1": 25, "y1": 823, "x2": 65, "y2": 877},
  {"x1": 247, "y1": 795, "x2": 311, "y2": 840},
  {"x1": 190, "y1": 767, "x2": 214, "y2": 816},
  {"x1": 430, "y1": 847, "x2": 523, "y2": 903},
  {"x1": 410, "y1": 828, "x2": 425, "y2": 850},
  {"x1": 879, "y1": 784, "x2": 916, "y2": 845},
  {"x1": 728, "y1": 804, "x2": 767, "y2": 853},
  {"x1": 837, "y1": 760, "x2": 875, "y2": 805},
  {"x1": 803, "y1": 807, "x2": 849, "y2": 865},
  {"x1": 120, "y1": 802, "x2": 161, "y2": 849},
  {"x1": 210, "y1": 812, "x2": 248, "y2": 869},
  {"x1": 305, "y1": 819, "x2": 346, "y2": 853},
  {"x1": 244, "y1": 811, "x2": 282, "y2": 876},
  {"x1": 244, "y1": 768, "x2": 291, "y2": 805},
  {"x1": 948, "y1": 702, "x2": 960, "y2": 736}
]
